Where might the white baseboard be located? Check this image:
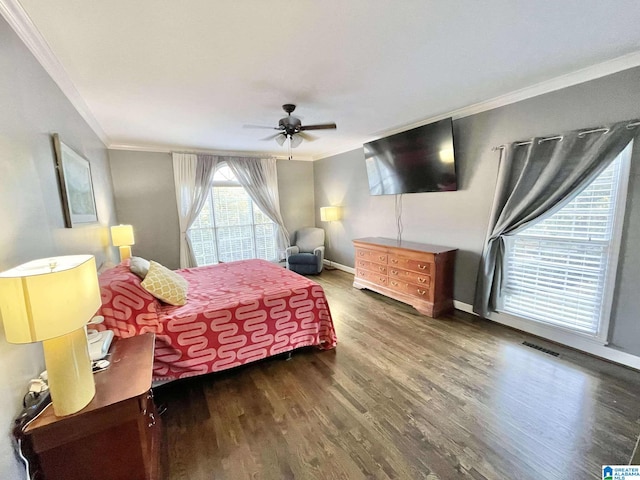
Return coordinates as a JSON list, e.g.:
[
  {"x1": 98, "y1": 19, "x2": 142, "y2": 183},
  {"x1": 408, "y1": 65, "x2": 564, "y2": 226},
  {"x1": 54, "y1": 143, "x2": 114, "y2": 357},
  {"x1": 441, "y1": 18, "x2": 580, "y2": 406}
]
[
  {"x1": 453, "y1": 301, "x2": 640, "y2": 370},
  {"x1": 323, "y1": 259, "x2": 355, "y2": 274}
]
